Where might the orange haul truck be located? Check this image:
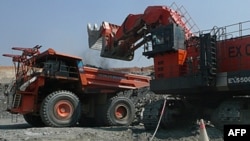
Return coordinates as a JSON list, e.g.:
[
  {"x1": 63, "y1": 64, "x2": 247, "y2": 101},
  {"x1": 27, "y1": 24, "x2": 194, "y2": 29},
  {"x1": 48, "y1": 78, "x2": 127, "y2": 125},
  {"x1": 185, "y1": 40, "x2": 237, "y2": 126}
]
[{"x1": 3, "y1": 46, "x2": 151, "y2": 127}]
